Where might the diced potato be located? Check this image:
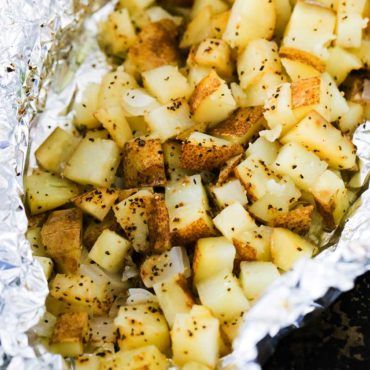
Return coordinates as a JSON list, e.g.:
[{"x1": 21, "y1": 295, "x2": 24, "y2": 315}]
[
  {"x1": 127, "y1": 20, "x2": 179, "y2": 74},
  {"x1": 95, "y1": 107, "x2": 132, "y2": 149},
  {"x1": 181, "y1": 132, "x2": 243, "y2": 171},
  {"x1": 221, "y1": 314, "x2": 245, "y2": 343},
  {"x1": 126, "y1": 289, "x2": 158, "y2": 306},
  {"x1": 339, "y1": 101, "x2": 365, "y2": 135},
  {"x1": 145, "y1": 6, "x2": 183, "y2": 26},
  {"x1": 35, "y1": 256, "x2": 54, "y2": 280},
  {"x1": 163, "y1": 141, "x2": 193, "y2": 181},
  {"x1": 187, "y1": 65, "x2": 214, "y2": 89},
  {"x1": 64, "y1": 138, "x2": 121, "y2": 187},
  {"x1": 197, "y1": 270, "x2": 250, "y2": 321},
  {"x1": 238, "y1": 39, "x2": 281, "y2": 90},
  {"x1": 153, "y1": 274, "x2": 194, "y2": 327},
  {"x1": 50, "y1": 312, "x2": 88, "y2": 358},
  {"x1": 41, "y1": 208, "x2": 82, "y2": 273},
  {"x1": 35, "y1": 128, "x2": 80, "y2": 174},
  {"x1": 280, "y1": 56, "x2": 321, "y2": 81},
  {"x1": 142, "y1": 65, "x2": 192, "y2": 103},
  {"x1": 73, "y1": 83, "x2": 101, "y2": 129},
  {"x1": 247, "y1": 137, "x2": 280, "y2": 165},
  {"x1": 84, "y1": 128, "x2": 110, "y2": 140},
  {"x1": 182, "y1": 362, "x2": 210, "y2": 370},
  {"x1": 26, "y1": 227, "x2": 48, "y2": 256},
  {"x1": 350, "y1": 39, "x2": 370, "y2": 68},
  {"x1": 99, "y1": 9, "x2": 137, "y2": 57},
  {"x1": 326, "y1": 47, "x2": 362, "y2": 84},
  {"x1": 75, "y1": 354, "x2": 101, "y2": 370},
  {"x1": 25, "y1": 170, "x2": 80, "y2": 215},
  {"x1": 50, "y1": 273, "x2": 112, "y2": 315},
  {"x1": 122, "y1": 138, "x2": 166, "y2": 188},
  {"x1": 210, "y1": 106, "x2": 265, "y2": 144},
  {"x1": 311, "y1": 170, "x2": 349, "y2": 228},
  {"x1": 100, "y1": 345, "x2": 168, "y2": 370},
  {"x1": 140, "y1": 247, "x2": 191, "y2": 288},
  {"x1": 145, "y1": 99, "x2": 195, "y2": 142},
  {"x1": 291, "y1": 76, "x2": 321, "y2": 117},
  {"x1": 223, "y1": 0, "x2": 276, "y2": 51},
  {"x1": 32, "y1": 311, "x2": 57, "y2": 338},
  {"x1": 116, "y1": 0, "x2": 155, "y2": 13},
  {"x1": 213, "y1": 202, "x2": 256, "y2": 241},
  {"x1": 172, "y1": 305, "x2": 220, "y2": 367},
  {"x1": 217, "y1": 154, "x2": 243, "y2": 185},
  {"x1": 88, "y1": 230, "x2": 130, "y2": 273},
  {"x1": 191, "y1": 0, "x2": 229, "y2": 19},
  {"x1": 189, "y1": 71, "x2": 237, "y2": 126},
  {"x1": 115, "y1": 303, "x2": 170, "y2": 352},
  {"x1": 273, "y1": 142, "x2": 328, "y2": 191},
  {"x1": 194, "y1": 38, "x2": 233, "y2": 78},
  {"x1": 209, "y1": 178, "x2": 248, "y2": 210},
  {"x1": 113, "y1": 189, "x2": 153, "y2": 252},
  {"x1": 274, "y1": 0, "x2": 292, "y2": 40},
  {"x1": 88, "y1": 316, "x2": 117, "y2": 348},
  {"x1": 193, "y1": 237, "x2": 236, "y2": 284},
  {"x1": 282, "y1": 1, "x2": 336, "y2": 60},
  {"x1": 281, "y1": 110, "x2": 357, "y2": 170},
  {"x1": 122, "y1": 88, "x2": 159, "y2": 117},
  {"x1": 239, "y1": 261, "x2": 280, "y2": 300},
  {"x1": 165, "y1": 175, "x2": 215, "y2": 245},
  {"x1": 270, "y1": 228, "x2": 315, "y2": 271},
  {"x1": 271, "y1": 205, "x2": 314, "y2": 234}
]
